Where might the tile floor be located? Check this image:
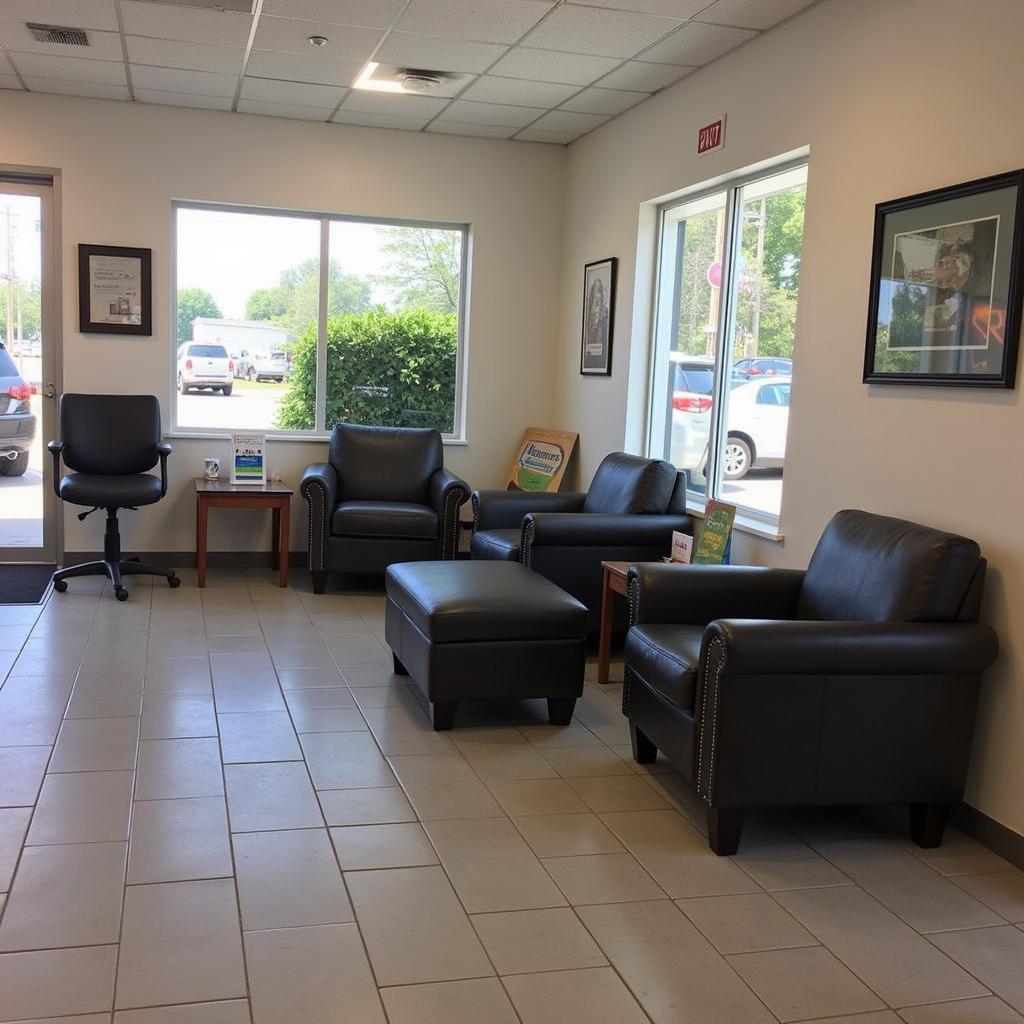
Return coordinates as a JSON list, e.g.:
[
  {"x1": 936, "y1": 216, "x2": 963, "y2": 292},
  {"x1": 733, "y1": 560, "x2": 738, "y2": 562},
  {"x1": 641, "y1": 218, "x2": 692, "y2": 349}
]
[{"x1": 1, "y1": 568, "x2": 1023, "y2": 1023}]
